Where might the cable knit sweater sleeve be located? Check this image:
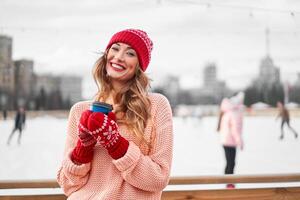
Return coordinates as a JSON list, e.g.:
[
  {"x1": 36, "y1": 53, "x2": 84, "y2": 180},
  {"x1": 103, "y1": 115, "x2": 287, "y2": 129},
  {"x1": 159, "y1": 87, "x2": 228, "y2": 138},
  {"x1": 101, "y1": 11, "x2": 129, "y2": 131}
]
[
  {"x1": 112, "y1": 94, "x2": 173, "y2": 192},
  {"x1": 57, "y1": 102, "x2": 92, "y2": 196}
]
